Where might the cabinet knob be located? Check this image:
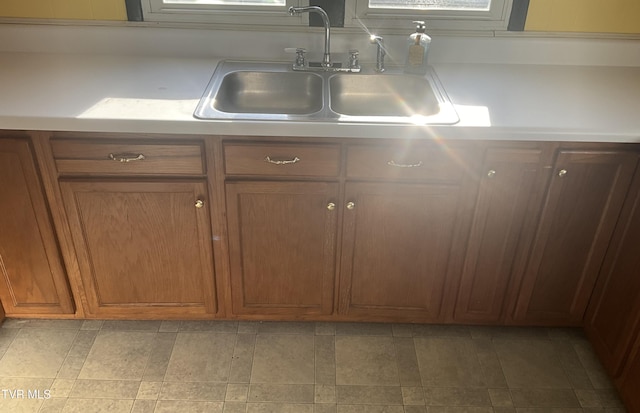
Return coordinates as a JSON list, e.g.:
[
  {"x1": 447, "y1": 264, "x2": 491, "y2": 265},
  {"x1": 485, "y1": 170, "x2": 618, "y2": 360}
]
[
  {"x1": 346, "y1": 202, "x2": 356, "y2": 210},
  {"x1": 327, "y1": 202, "x2": 336, "y2": 211},
  {"x1": 558, "y1": 169, "x2": 568, "y2": 177},
  {"x1": 195, "y1": 199, "x2": 205, "y2": 209},
  {"x1": 487, "y1": 169, "x2": 496, "y2": 178}
]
